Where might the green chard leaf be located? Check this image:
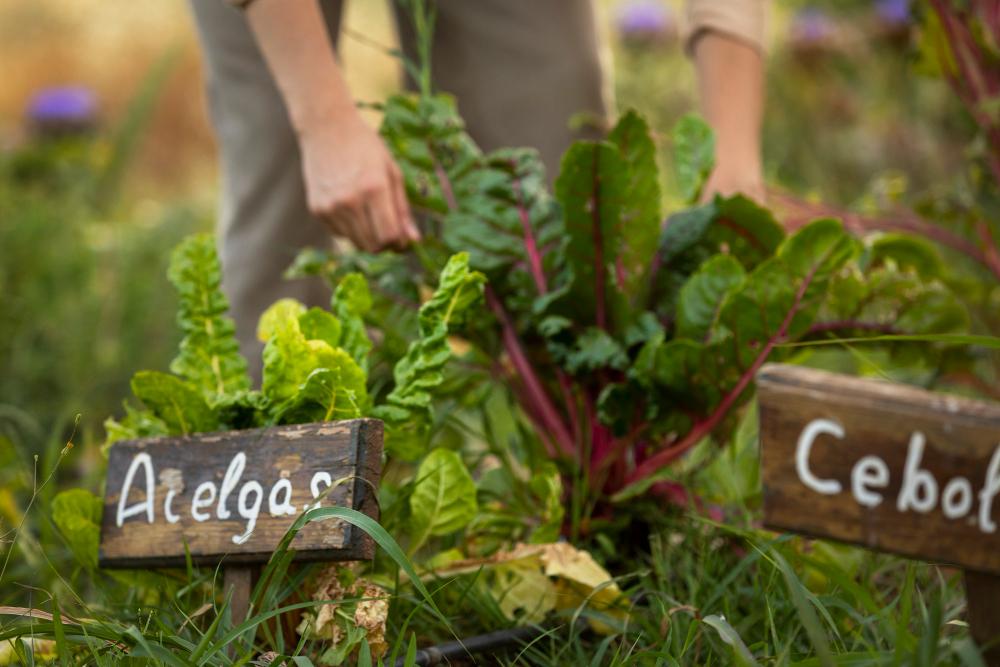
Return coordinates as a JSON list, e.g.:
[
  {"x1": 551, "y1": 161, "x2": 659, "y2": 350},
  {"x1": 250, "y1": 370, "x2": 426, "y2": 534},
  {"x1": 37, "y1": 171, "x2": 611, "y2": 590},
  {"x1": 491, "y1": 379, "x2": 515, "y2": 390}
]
[
  {"x1": 103, "y1": 403, "x2": 168, "y2": 452},
  {"x1": 607, "y1": 110, "x2": 662, "y2": 320},
  {"x1": 372, "y1": 253, "x2": 485, "y2": 459},
  {"x1": 555, "y1": 141, "x2": 628, "y2": 329},
  {"x1": 441, "y1": 148, "x2": 564, "y2": 311},
  {"x1": 52, "y1": 489, "x2": 103, "y2": 569},
  {"x1": 676, "y1": 254, "x2": 746, "y2": 342},
  {"x1": 258, "y1": 297, "x2": 368, "y2": 420},
  {"x1": 565, "y1": 327, "x2": 629, "y2": 374},
  {"x1": 167, "y1": 233, "x2": 250, "y2": 403},
  {"x1": 707, "y1": 195, "x2": 785, "y2": 269},
  {"x1": 672, "y1": 113, "x2": 715, "y2": 203},
  {"x1": 332, "y1": 273, "x2": 373, "y2": 372},
  {"x1": 409, "y1": 448, "x2": 478, "y2": 553},
  {"x1": 130, "y1": 370, "x2": 219, "y2": 435},
  {"x1": 275, "y1": 353, "x2": 368, "y2": 424}
]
